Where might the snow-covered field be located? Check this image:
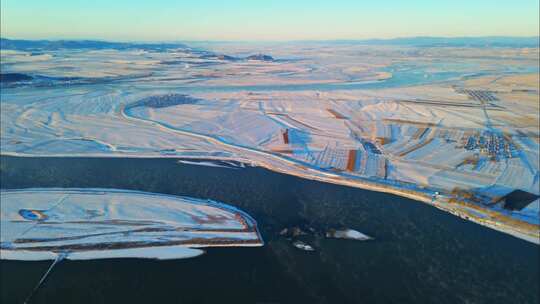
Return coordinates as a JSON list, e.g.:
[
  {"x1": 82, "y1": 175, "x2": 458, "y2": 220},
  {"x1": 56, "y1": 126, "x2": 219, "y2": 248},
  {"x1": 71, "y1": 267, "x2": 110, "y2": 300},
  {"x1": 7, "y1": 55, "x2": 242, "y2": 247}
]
[{"x1": 1, "y1": 41, "x2": 538, "y2": 243}]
